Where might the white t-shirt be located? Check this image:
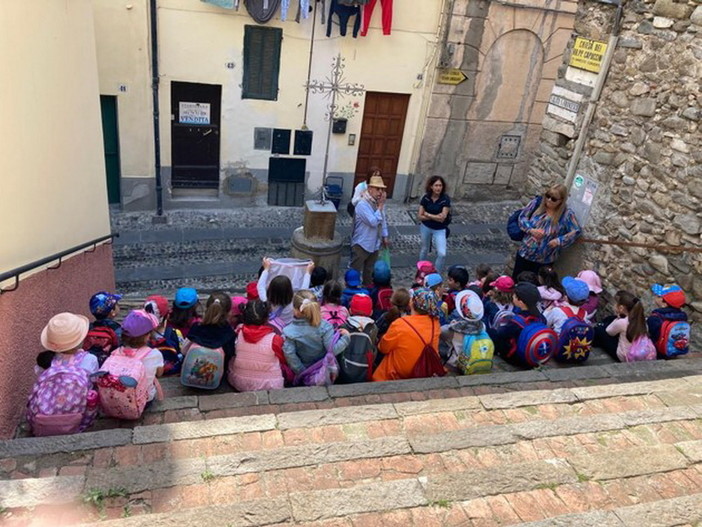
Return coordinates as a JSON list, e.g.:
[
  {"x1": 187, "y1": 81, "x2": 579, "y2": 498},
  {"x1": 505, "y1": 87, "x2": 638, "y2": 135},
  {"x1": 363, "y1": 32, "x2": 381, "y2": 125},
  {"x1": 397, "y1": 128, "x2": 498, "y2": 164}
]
[
  {"x1": 35, "y1": 351, "x2": 99, "y2": 377},
  {"x1": 140, "y1": 348, "x2": 164, "y2": 401}
]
